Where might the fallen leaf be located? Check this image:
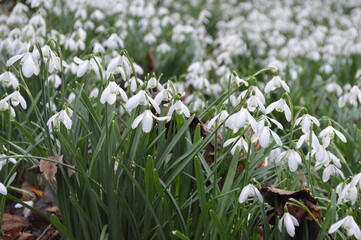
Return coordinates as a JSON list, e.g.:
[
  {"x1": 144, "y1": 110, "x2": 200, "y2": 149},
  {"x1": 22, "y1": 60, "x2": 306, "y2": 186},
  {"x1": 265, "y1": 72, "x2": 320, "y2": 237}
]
[
  {"x1": 22, "y1": 181, "x2": 44, "y2": 201},
  {"x1": 39, "y1": 156, "x2": 63, "y2": 185},
  {"x1": 17, "y1": 232, "x2": 34, "y2": 240},
  {"x1": 1, "y1": 213, "x2": 29, "y2": 232}
]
